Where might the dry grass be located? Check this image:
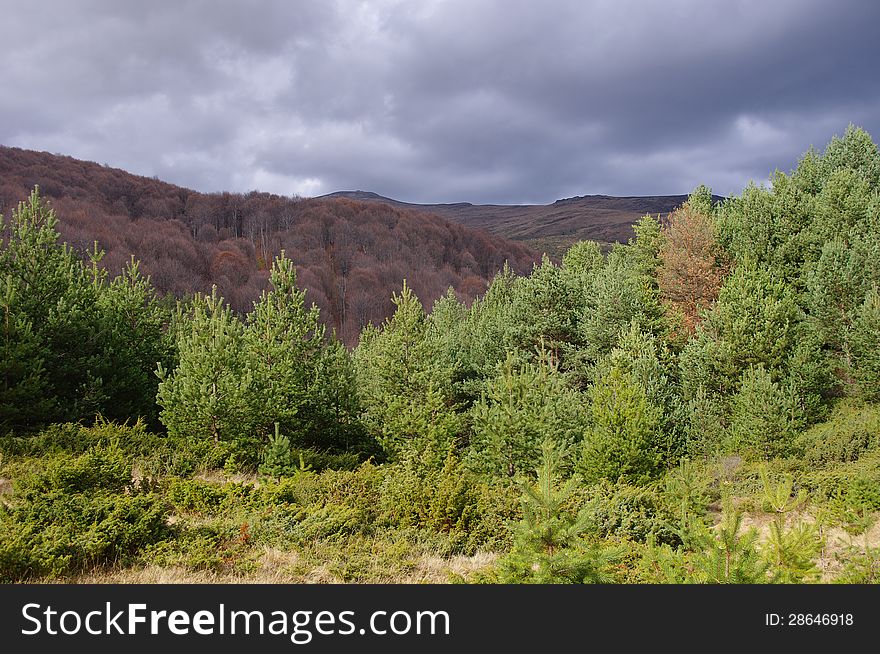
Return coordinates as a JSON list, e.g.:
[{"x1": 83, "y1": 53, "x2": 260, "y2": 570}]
[
  {"x1": 737, "y1": 507, "x2": 880, "y2": 581},
  {"x1": 67, "y1": 547, "x2": 498, "y2": 585},
  {"x1": 410, "y1": 552, "x2": 497, "y2": 582},
  {"x1": 196, "y1": 470, "x2": 260, "y2": 486}
]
